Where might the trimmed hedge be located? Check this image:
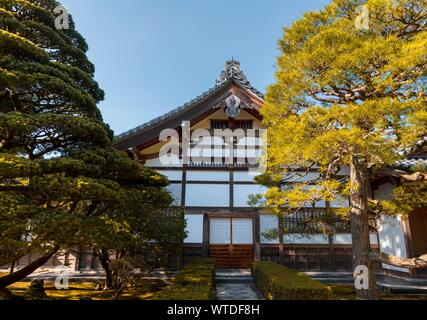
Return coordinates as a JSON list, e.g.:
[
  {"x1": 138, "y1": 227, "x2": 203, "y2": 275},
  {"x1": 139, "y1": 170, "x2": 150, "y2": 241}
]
[
  {"x1": 252, "y1": 261, "x2": 332, "y2": 300},
  {"x1": 153, "y1": 258, "x2": 216, "y2": 300}
]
